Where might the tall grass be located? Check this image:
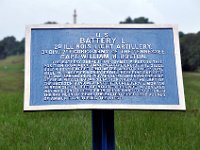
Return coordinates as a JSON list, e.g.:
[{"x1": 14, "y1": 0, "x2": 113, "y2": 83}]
[{"x1": 0, "y1": 55, "x2": 200, "y2": 149}]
